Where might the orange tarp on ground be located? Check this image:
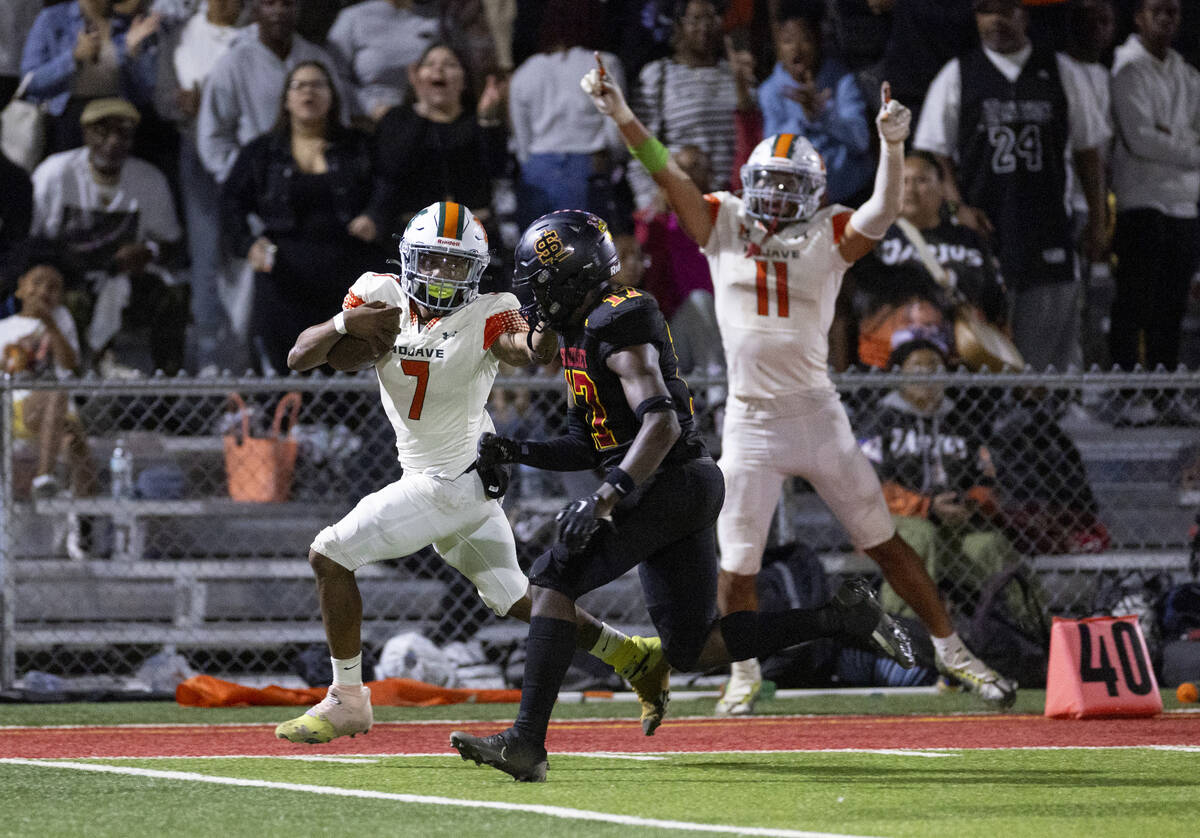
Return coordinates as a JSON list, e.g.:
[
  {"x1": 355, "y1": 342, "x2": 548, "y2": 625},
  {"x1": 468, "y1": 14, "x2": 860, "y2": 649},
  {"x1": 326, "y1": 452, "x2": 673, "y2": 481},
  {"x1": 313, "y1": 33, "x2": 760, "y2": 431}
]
[{"x1": 175, "y1": 675, "x2": 521, "y2": 708}]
